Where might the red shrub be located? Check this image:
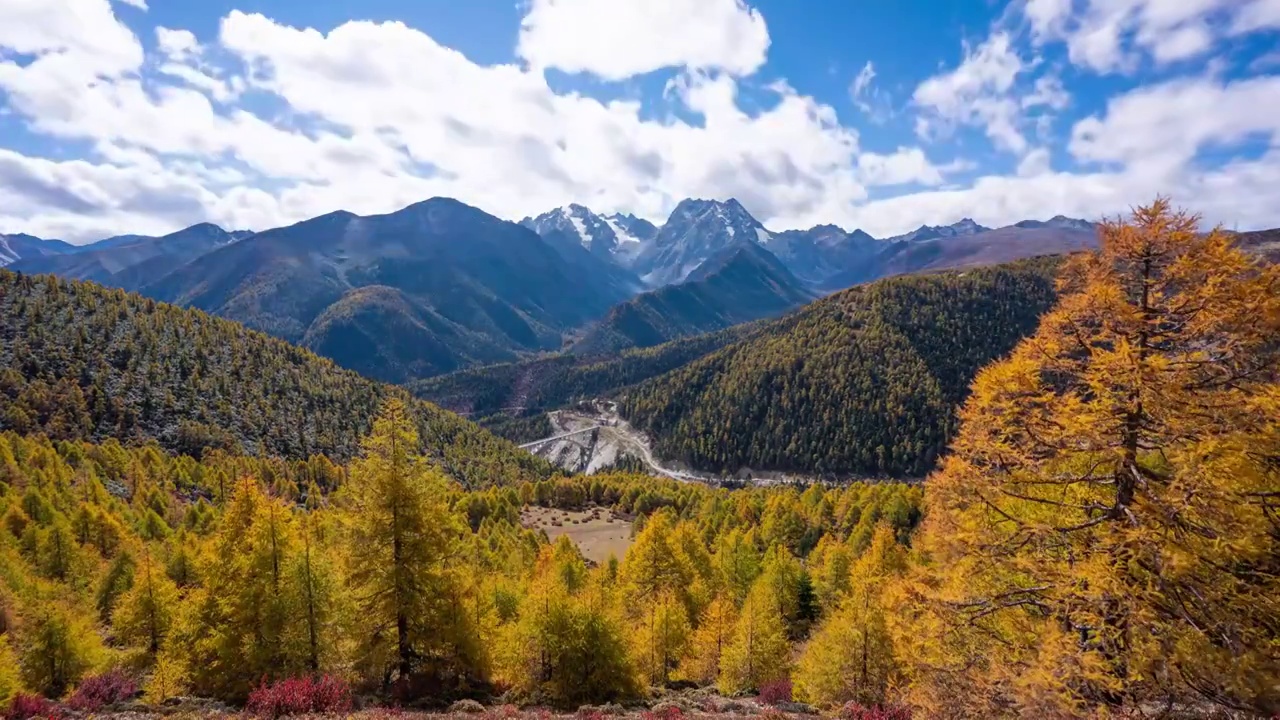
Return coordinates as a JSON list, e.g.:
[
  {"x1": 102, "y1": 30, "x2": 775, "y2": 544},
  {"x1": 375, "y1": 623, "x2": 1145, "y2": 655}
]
[
  {"x1": 4, "y1": 694, "x2": 59, "y2": 720},
  {"x1": 66, "y1": 670, "x2": 138, "y2": 711},
  {"x1": 837, "y1": 702, "x2": 912, "y2": 720},
  {"x1": 757, "y1": 678, "x2": 793, "y2": 705},
  {"x1": 245, "y1": 675, "x2": 353, "y2": 717}
]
